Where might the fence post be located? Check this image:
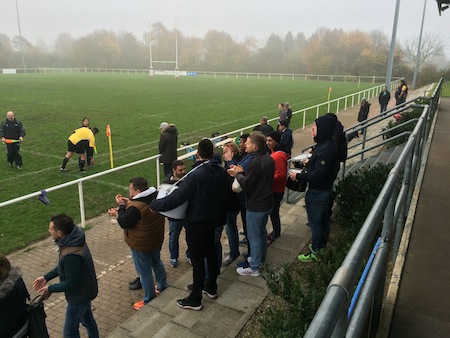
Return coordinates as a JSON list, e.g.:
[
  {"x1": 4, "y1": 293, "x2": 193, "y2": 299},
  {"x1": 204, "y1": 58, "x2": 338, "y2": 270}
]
[{"x1": 78, "y1": 181, "x2": 86, "y2": 228}]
